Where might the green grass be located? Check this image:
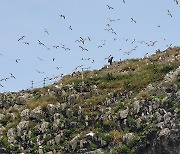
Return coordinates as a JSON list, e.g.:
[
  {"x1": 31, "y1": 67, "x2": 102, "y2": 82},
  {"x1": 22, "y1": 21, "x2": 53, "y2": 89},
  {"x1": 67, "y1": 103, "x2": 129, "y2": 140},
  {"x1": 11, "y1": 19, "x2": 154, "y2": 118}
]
[
  {"x1": 0, "y1": 114, "x2": 11, "y2": 126},
  {"x1": 27, "y1": 96, "x2": 58, "y2": 109}
]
